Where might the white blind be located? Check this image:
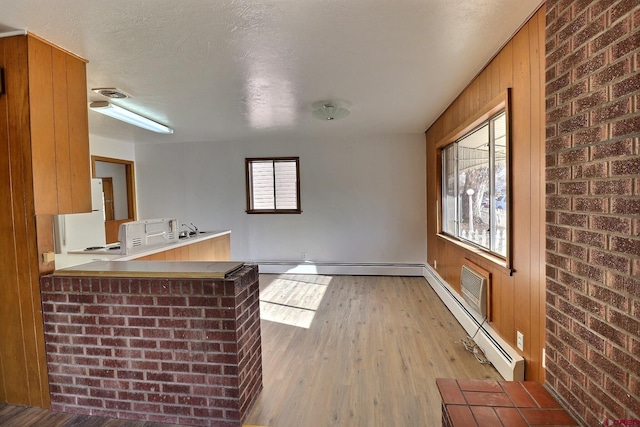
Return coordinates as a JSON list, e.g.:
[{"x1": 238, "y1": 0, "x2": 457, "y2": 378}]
[{"x1": 249, "y1": 159, "x2": 298, "y2": 210}]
